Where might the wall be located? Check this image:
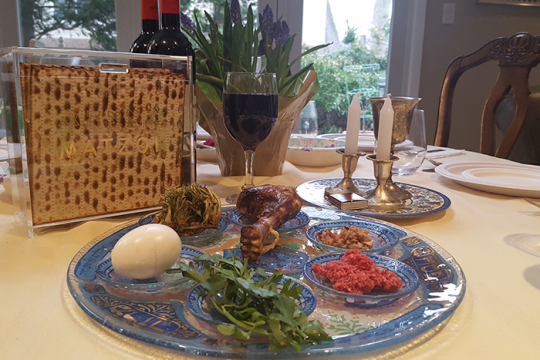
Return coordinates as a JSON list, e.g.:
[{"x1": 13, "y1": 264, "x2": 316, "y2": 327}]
[
  {"x1": 0, "y1": 0, "x2": 20, "y2": 48},
  {"x1": 418, "y1": 0, "x2": 540, "y2": 150}
]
